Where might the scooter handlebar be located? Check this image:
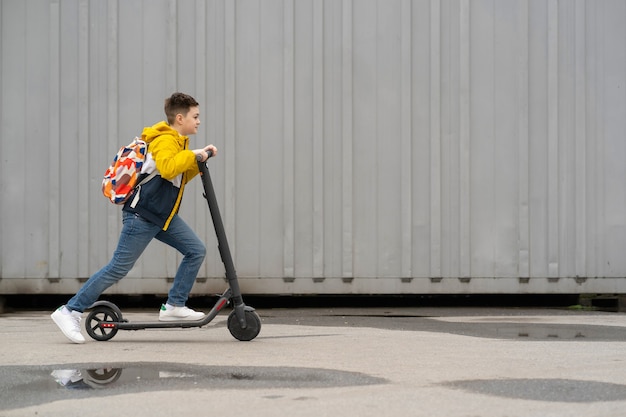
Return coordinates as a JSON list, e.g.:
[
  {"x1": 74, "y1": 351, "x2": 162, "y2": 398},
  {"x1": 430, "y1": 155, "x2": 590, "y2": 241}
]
[{"x1": 195, "y1": 149, "x2": 214, "y2": 162}]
